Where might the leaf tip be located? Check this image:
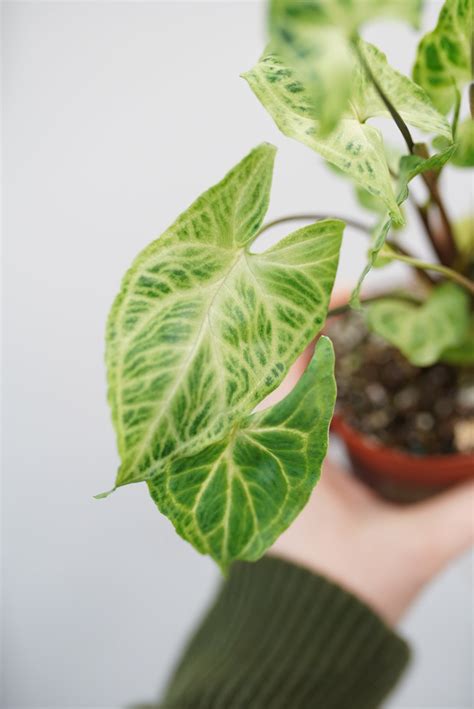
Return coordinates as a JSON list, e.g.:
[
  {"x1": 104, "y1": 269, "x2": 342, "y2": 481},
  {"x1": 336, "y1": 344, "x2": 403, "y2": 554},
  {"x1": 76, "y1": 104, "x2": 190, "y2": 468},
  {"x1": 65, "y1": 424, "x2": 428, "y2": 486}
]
[
  {"x1": 94, "y1": 487, "x2": 116, "y2": 500},
  {"x1": 256, "y1": 141, "x2": 277, "y2": 157}
]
